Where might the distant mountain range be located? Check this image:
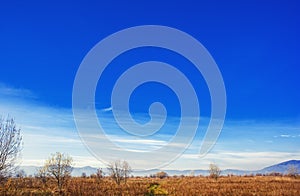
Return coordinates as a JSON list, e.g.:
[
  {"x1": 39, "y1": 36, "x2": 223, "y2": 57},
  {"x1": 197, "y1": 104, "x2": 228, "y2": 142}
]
[
  {"x1": 258, "y1": 160, "x2": 300, "y2": 174},
  {"x1": 19, "y1": 160, "x2": 300, "y2": 177}
]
